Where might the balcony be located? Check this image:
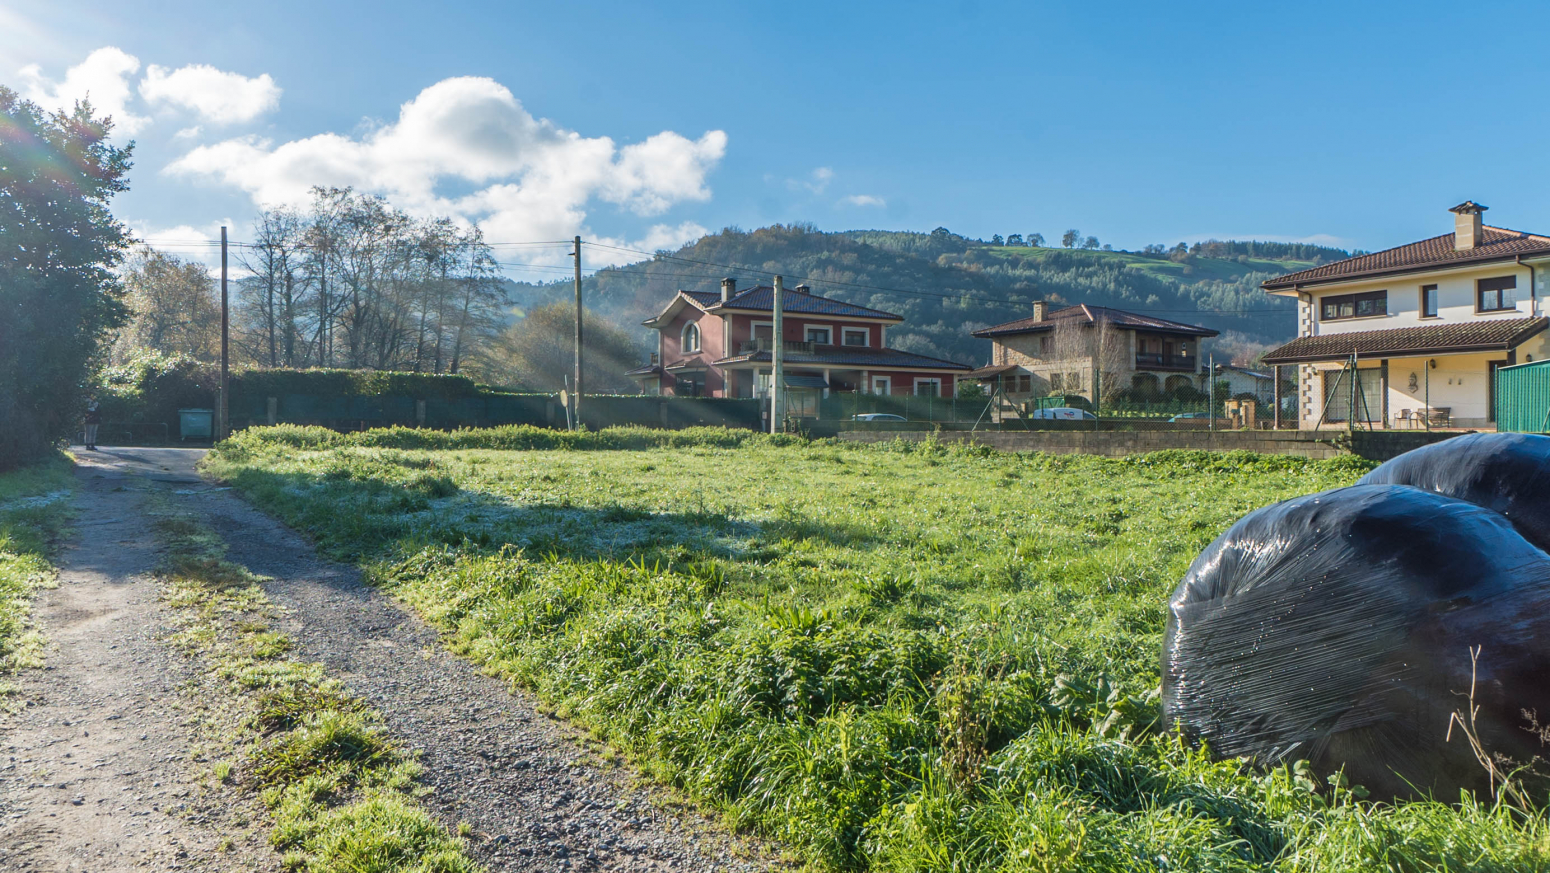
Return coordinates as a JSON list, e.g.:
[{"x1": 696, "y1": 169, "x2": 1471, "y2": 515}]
[
  {"x1": 1135, "y1": 353, "x2": 1197, "y2": 371},
  {"x1": 740, "y1": 339, "x2": 816, "y2": 355}
]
